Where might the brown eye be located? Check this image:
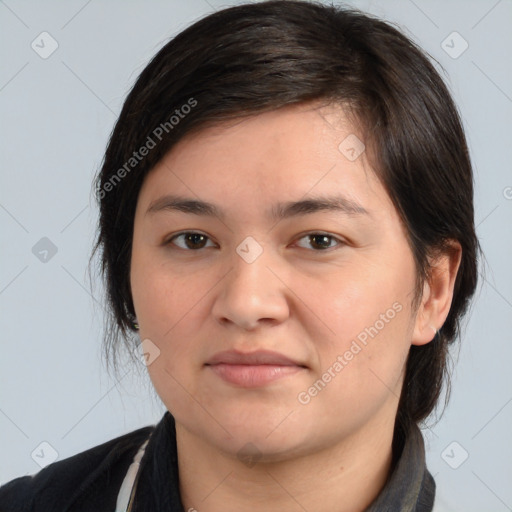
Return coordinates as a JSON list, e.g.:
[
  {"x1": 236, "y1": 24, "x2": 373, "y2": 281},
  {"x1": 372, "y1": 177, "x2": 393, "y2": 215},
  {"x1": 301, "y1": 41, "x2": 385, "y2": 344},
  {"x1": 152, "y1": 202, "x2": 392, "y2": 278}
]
[
  {"x1": 168, "y1": 232, "x2": 214, "y2": 250},
  {"x1": 295, "y1": 233, "x2": 343, "y2": 251}
]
